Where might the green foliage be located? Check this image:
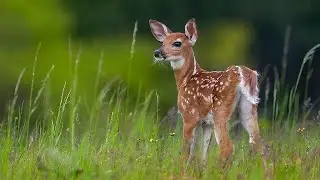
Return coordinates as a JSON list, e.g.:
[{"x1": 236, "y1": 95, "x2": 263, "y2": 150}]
[
  {"x1": 0, "y1": 0, "x2": 268, "y2": 115},
  {"x1": 0, "y1": 42, "x2": 320, "y2": 179}
]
